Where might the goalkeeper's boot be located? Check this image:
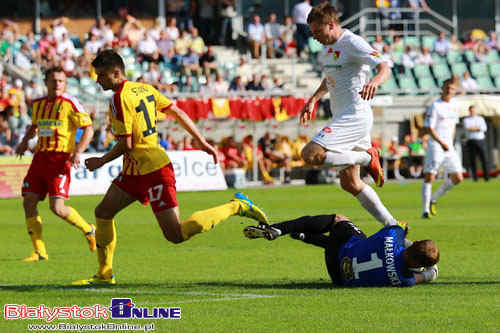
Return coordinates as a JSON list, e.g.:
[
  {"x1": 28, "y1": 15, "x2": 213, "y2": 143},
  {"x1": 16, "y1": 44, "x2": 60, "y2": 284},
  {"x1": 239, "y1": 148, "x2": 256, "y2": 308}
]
[
  {"x1": 243, "y1": 225, "x2": 280, "y2": 240},
  {"x1": 23, "y1": 251, "x2": 48, "y2": 262},
  {"x1": 72, "y1": 275, "x2": 116, "y2": 286},
  {"x1": 366, "y1": 147, "x2": 384, "y2": 187},
  {"x1": 232, "y1": 192, "x2": 269, "y2": 225},
  {"x1": 430, "y1": 201, "x2": 437, "y2": 216},
  {"x1": 85, "y1": 224, "x2": 97, "y2": 252}
]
